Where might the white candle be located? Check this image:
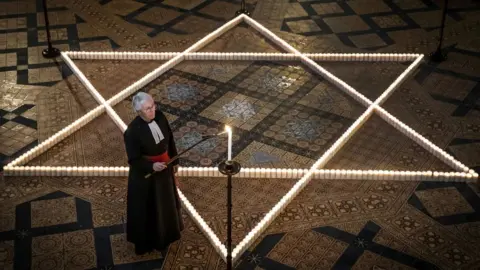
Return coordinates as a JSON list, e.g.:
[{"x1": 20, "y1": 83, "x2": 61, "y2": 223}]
[{"x1": 225, "y1": 125, "x2": 232, "y2": 160}]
